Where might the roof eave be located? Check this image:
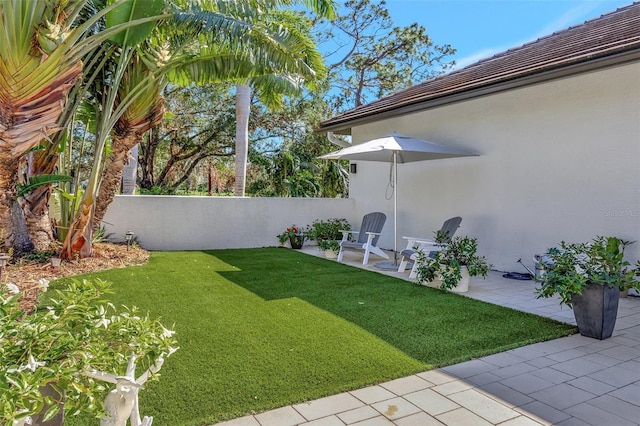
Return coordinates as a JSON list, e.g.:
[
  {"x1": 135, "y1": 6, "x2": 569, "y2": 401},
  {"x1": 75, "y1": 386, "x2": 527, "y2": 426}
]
[{"x1": 317, "y1": 48, "x2": 640, "y2": 135}]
